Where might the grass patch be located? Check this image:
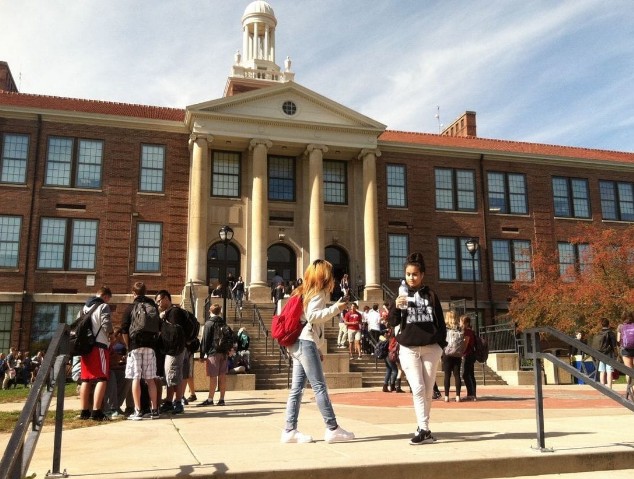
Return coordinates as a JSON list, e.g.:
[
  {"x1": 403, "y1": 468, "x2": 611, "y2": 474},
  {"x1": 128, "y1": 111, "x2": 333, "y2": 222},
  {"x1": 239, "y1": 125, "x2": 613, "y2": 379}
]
[
  {"x1": 0, "y1": 382, "x2": 104, "y2": 433},
  {"x1": 0, "y1": 409, "x2": 108, "y2": 433}
]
